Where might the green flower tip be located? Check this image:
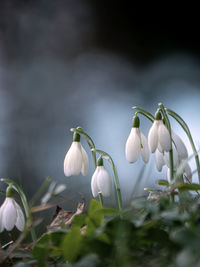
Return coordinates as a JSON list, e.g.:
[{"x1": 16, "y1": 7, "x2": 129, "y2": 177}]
[
  {"x1": 97, "y1": 157, "x2": 103, "y2": 166},
  {"x1": 155, "y1": 110, "x2": 162, "y2": 120},
  {"x1": 6, "y1": 184, "x2": 14, "y2": 198},
  {"x1": 73, "y1": 132, "x2": 80, "y2": 142},
  {"x1": 132, "y1": 115, "x2": 140, "y2": 128}
]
